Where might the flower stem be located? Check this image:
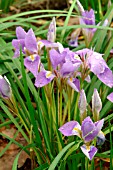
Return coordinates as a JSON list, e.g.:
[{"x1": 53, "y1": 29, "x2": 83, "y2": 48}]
[{"x1": 59, "y1": 90, "x2": 63, "y2": 126}]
